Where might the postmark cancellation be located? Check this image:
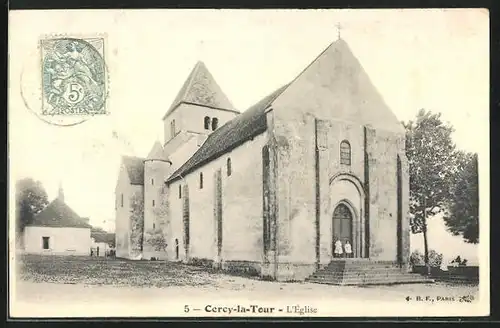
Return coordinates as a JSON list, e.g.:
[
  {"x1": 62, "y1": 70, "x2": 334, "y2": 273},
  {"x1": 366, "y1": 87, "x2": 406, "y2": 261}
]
[{"x1": 40, "y1": 37, "x2": 107, "y2": 117}]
